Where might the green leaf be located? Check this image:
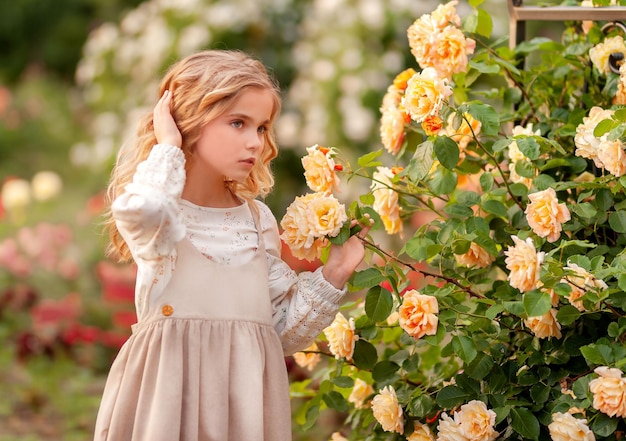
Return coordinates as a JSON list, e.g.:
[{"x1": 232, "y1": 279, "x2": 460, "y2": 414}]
[
  {"x1": 556, "y1": 305, "x2": 581, "y2": 325},
  {"x1": 434, "y1": 136, "x2": 460, "y2": 170},
  {"x1": 593, "y1": 118, "x2": 615, "y2": 137},
  {"x1": 431, "y1": 167, "x2": 457, "y2": 195},
  {"x1": 331, "y1": 376, "x2": 354, "y2": 388},
  {"x1": 465, "y1": 352, "x2": 494, "y2": 380},
  {"x1": 591, "y1": 412, "x2": 619, "y2": 437},
  {"x1": 467, "y1": 102, "x2": 500, "y2": 136},
  {"x1": 571, "y1": 202, "x2": 597, "y2": 220},
  {"x1": 480, "y1": 172, "x2": 494, "y2": 192},
  {"x1": 372, "y1": 361, "x2": 401, "y2": 384},
  {"x1": 436, "y1": 385, "x2": 471, "y2": 408},
  {"x1": 524, "y1": 290, "x2": 552, "y2": 317},
  {"x1": 475, "y1": 8, "x2": 493, "y2": 37},
  {"x1": 409, "y1": 395, "x2": 435, "y2": 418},
  {"x1": 357, "y1": 149, "x2": 383, "y2": 168},
  {"x1": 365, "y1": 286, "x2": 394, "y2": 323},
  {"x1": 351, "y1": 268, "x2": 386, "y2": 290},
  {"x1": 352, "y1": 339, "x2": 378, "y2": 370},
  {"x1": 452, "y1": 335, "x2": 477, "y2": 364},
  {"x1": 516, "y1": 137, "x2": 540, "y2": 160},
  {"x1": 407, "y1": 141, "x2": 434, "y2": 181},
  {"x1": 482, "y1": 200, "x2": 508, "y2": 219},
  {"x1": 322, "y1": 391, "x2": 348, "y2": 412},
  {"x1": 510, "y1": 407, "x2": 540, "y2": 440},
  {"x1": 404, "y1": 236, "x2": 437, "y2": 262},
  {"x1": 609, "y1": 211, "x2": 626, "y2": 233},
  {"x1": 580, "y1": 343, "x2": 614, "y2": 365}
]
